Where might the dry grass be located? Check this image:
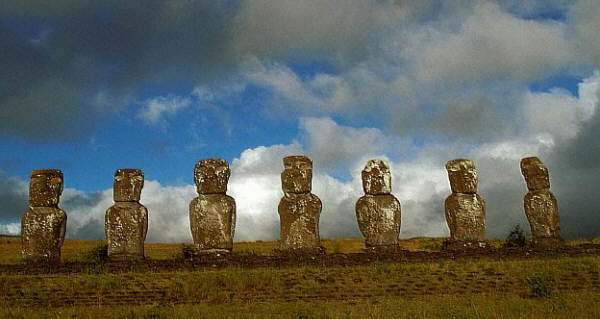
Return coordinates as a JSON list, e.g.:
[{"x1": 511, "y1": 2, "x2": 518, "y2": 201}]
[
  {"x1": 2, "y1": 235, "x2": 600, "y2": 317},
  {"x1": 1, "y1": 292, "x2": 600, "y2": 318}
]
